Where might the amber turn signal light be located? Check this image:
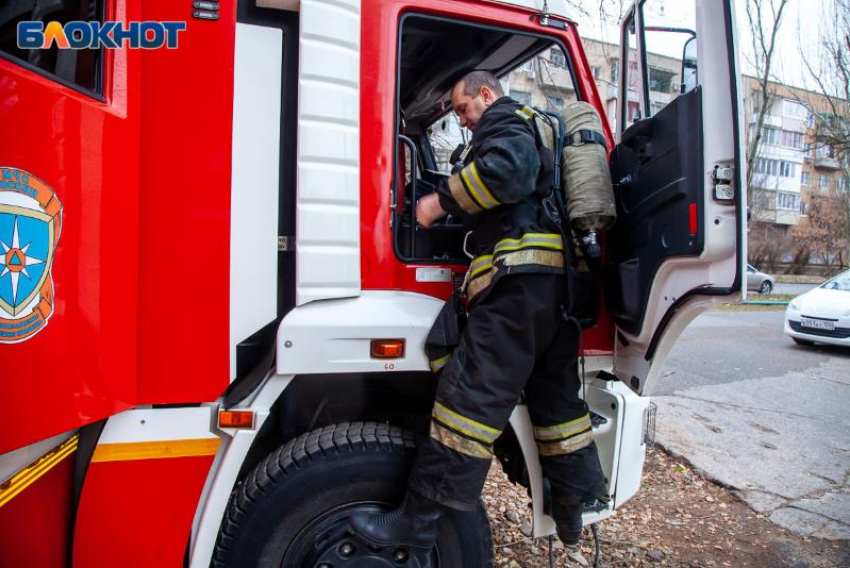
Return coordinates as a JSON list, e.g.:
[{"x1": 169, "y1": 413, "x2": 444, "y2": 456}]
[
  {"x1": 219, "y1": 410, "x2": 254, "y2": 429},
  {"x1": 371, "y1": 339, "x2": 405, "y2": 358}
]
